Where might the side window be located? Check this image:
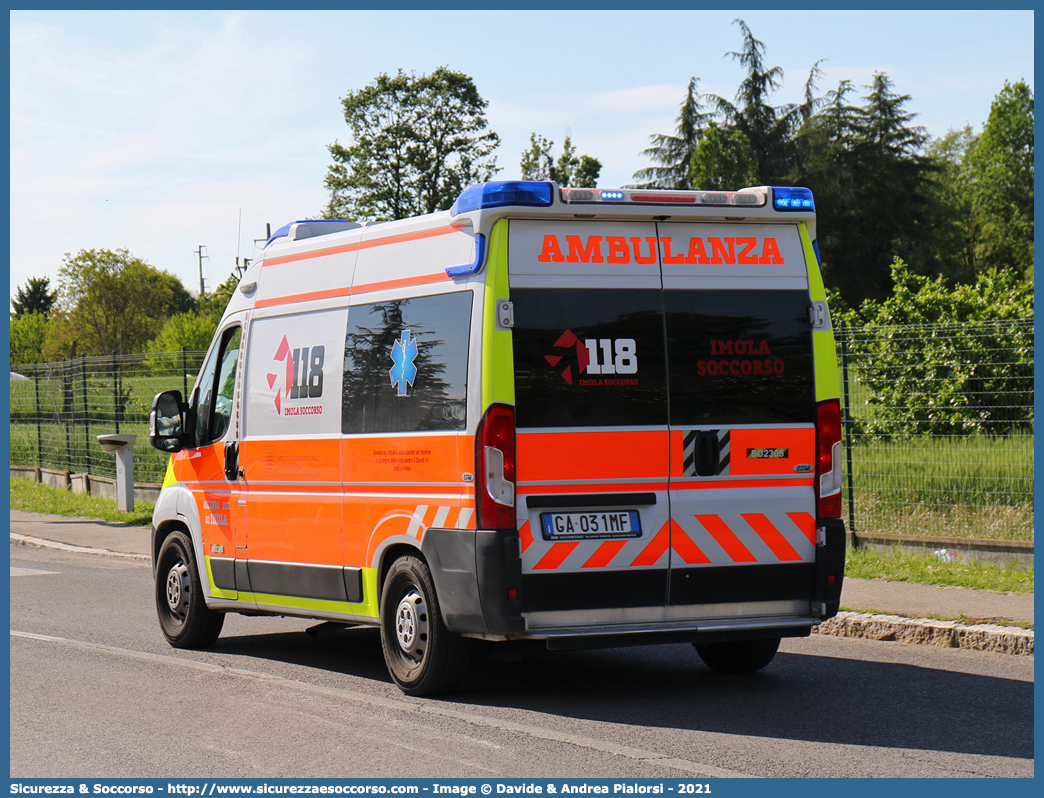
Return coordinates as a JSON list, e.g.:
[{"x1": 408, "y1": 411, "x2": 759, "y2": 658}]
[
  {"x1": 511, "y1": 288, "x2": 668, "y2": 428},
  {"x1": 194, "y1": 326, "x2": 242, "y2": 447},
  {"x1": 341, "y1": 293, "x2": 471, "y2": 434}
]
